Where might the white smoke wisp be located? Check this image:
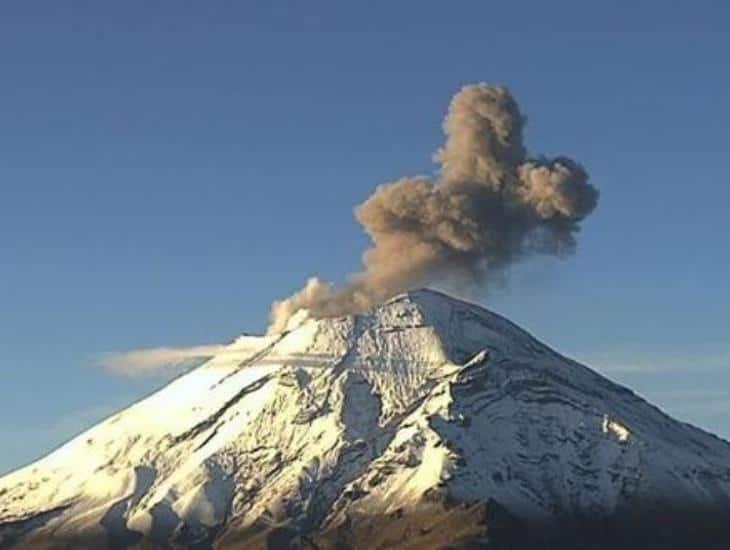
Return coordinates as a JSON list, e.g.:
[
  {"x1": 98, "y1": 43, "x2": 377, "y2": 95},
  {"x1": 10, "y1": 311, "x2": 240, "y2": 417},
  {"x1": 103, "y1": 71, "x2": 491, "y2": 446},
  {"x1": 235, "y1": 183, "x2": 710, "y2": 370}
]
[
  {"x1": 269, "y1": 83, "x2": 599, "y2": 333},
  {"x1": 98, "y1": 345, "x2": 227, "y2": 377}
]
